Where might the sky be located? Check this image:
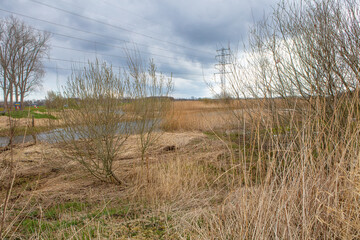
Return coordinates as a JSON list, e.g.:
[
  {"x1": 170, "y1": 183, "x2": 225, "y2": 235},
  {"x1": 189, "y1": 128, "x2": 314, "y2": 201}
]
[{"x1": 0, "y1": 0, "x2": 278, "y2": 100}]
